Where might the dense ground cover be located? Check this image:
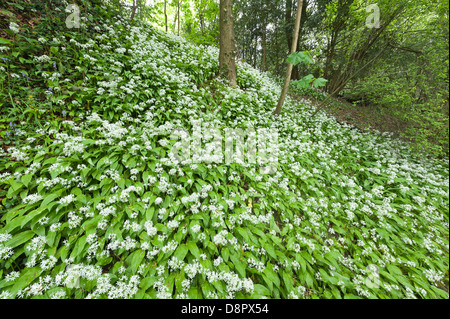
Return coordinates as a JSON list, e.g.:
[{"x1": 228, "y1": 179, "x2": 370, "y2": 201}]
[{"x1": 0, "y1": 1, "x2": 448, "y2": 299}]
